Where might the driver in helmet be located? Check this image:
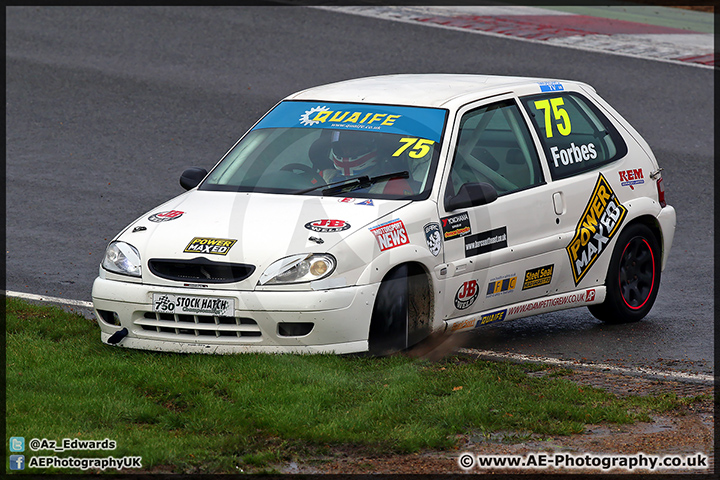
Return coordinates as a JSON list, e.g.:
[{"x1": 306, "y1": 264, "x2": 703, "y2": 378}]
[{"x1": 321, "y1": 130, "x2": 414, "y2": 195}]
